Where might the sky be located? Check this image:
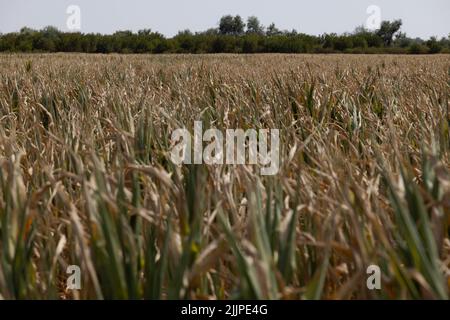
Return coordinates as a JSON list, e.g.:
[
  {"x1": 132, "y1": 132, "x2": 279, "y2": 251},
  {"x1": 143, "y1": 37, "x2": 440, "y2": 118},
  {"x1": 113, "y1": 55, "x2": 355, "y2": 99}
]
[{"x1": 0, "y1": 0, "x2": 449, "y2": 39}]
